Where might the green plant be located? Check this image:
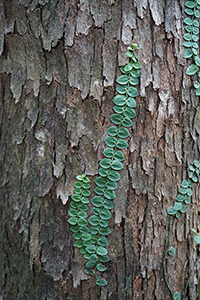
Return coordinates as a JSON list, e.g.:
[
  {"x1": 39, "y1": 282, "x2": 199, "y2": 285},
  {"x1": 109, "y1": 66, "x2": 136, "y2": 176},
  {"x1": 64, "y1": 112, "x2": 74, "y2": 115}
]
[
  {"x1": 163, "y1": 1, "x2": 200, "y2": 298},
  {"x1": 68, "y1": 44, "x2": 141, "y2": 299},
  {"x1": 183, "y1": 0, "x2": 200, "y2": 95}
]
